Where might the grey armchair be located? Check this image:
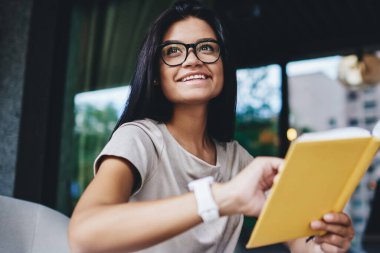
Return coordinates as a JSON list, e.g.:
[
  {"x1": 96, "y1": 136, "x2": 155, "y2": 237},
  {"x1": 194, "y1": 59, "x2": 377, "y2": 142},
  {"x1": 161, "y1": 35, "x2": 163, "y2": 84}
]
[{"x1": 0, "y1": 195, "x2": 70, "y2": 253}]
